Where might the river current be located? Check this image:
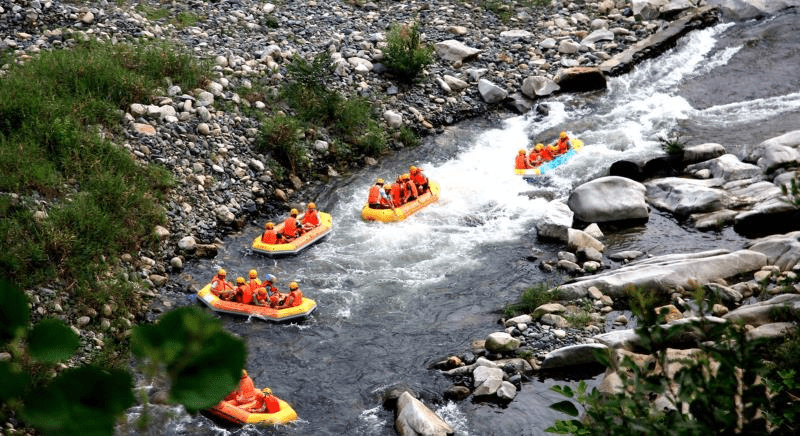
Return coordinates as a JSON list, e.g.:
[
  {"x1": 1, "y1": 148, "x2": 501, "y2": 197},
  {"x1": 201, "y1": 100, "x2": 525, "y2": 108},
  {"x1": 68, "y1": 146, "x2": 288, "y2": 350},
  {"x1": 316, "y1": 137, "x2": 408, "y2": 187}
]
[{"x1": 137, "y1": 9, "x2": 800, "y2": 436}]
